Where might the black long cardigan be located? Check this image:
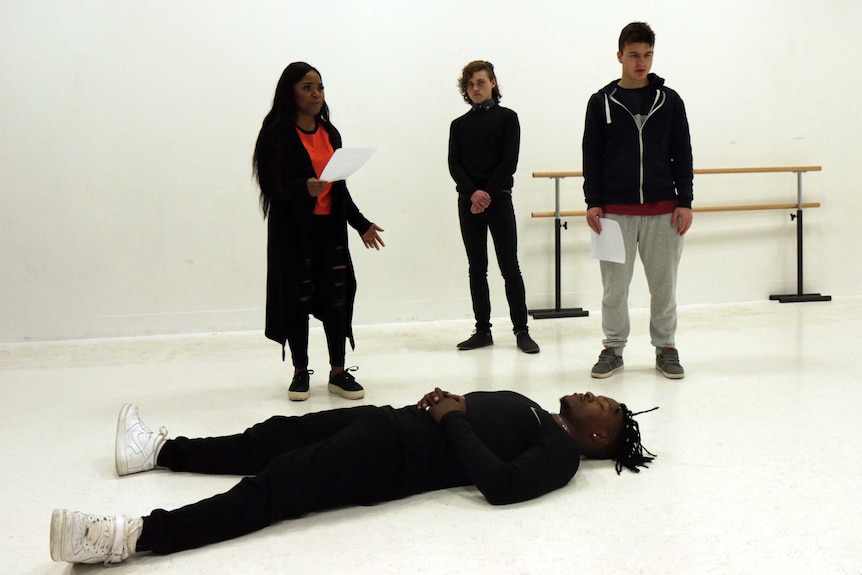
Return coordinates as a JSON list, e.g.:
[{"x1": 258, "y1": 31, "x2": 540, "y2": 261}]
[{"x1": 256, "y1": 119, "x2": 372, "y2": 356}]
